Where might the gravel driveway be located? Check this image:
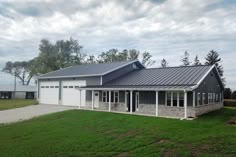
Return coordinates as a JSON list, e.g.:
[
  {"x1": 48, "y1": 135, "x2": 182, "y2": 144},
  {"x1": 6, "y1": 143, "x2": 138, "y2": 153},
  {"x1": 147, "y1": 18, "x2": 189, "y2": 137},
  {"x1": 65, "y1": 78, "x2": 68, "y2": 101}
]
[{"x1": 0, "y1": 104, "x2": 77, "y2": 124}]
